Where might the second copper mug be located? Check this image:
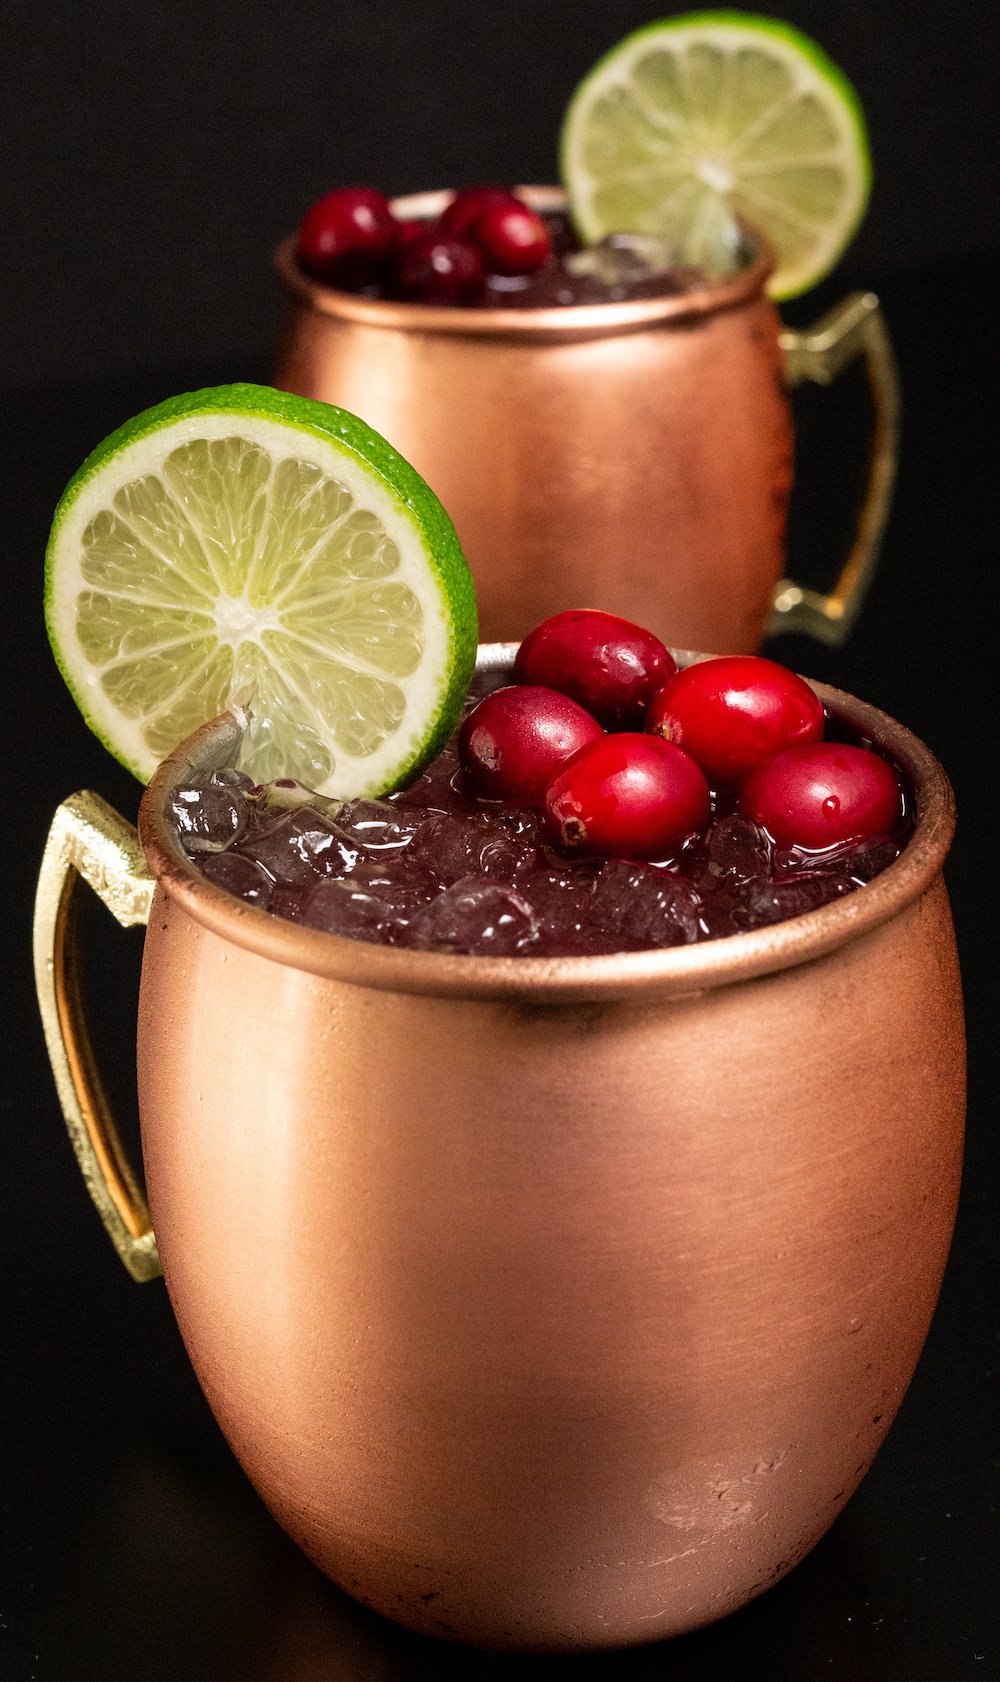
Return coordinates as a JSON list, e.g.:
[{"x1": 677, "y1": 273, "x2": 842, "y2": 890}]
[{"x1": 273, "y1": 187, "x2": 899, "y2": 653}]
